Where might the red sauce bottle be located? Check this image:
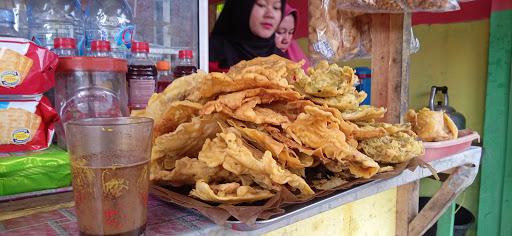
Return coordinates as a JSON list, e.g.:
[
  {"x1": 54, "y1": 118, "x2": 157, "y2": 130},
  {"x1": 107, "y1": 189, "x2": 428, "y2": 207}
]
[
  {"x1": 156, "y1": 60, "x2": 173, "y2": 93},
  {"x1": 173, "y1": 50, "x2": 197, "y2": 79},
  {"x1": 127, "y1": 41, "x2": 157, "y2": 110}
]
